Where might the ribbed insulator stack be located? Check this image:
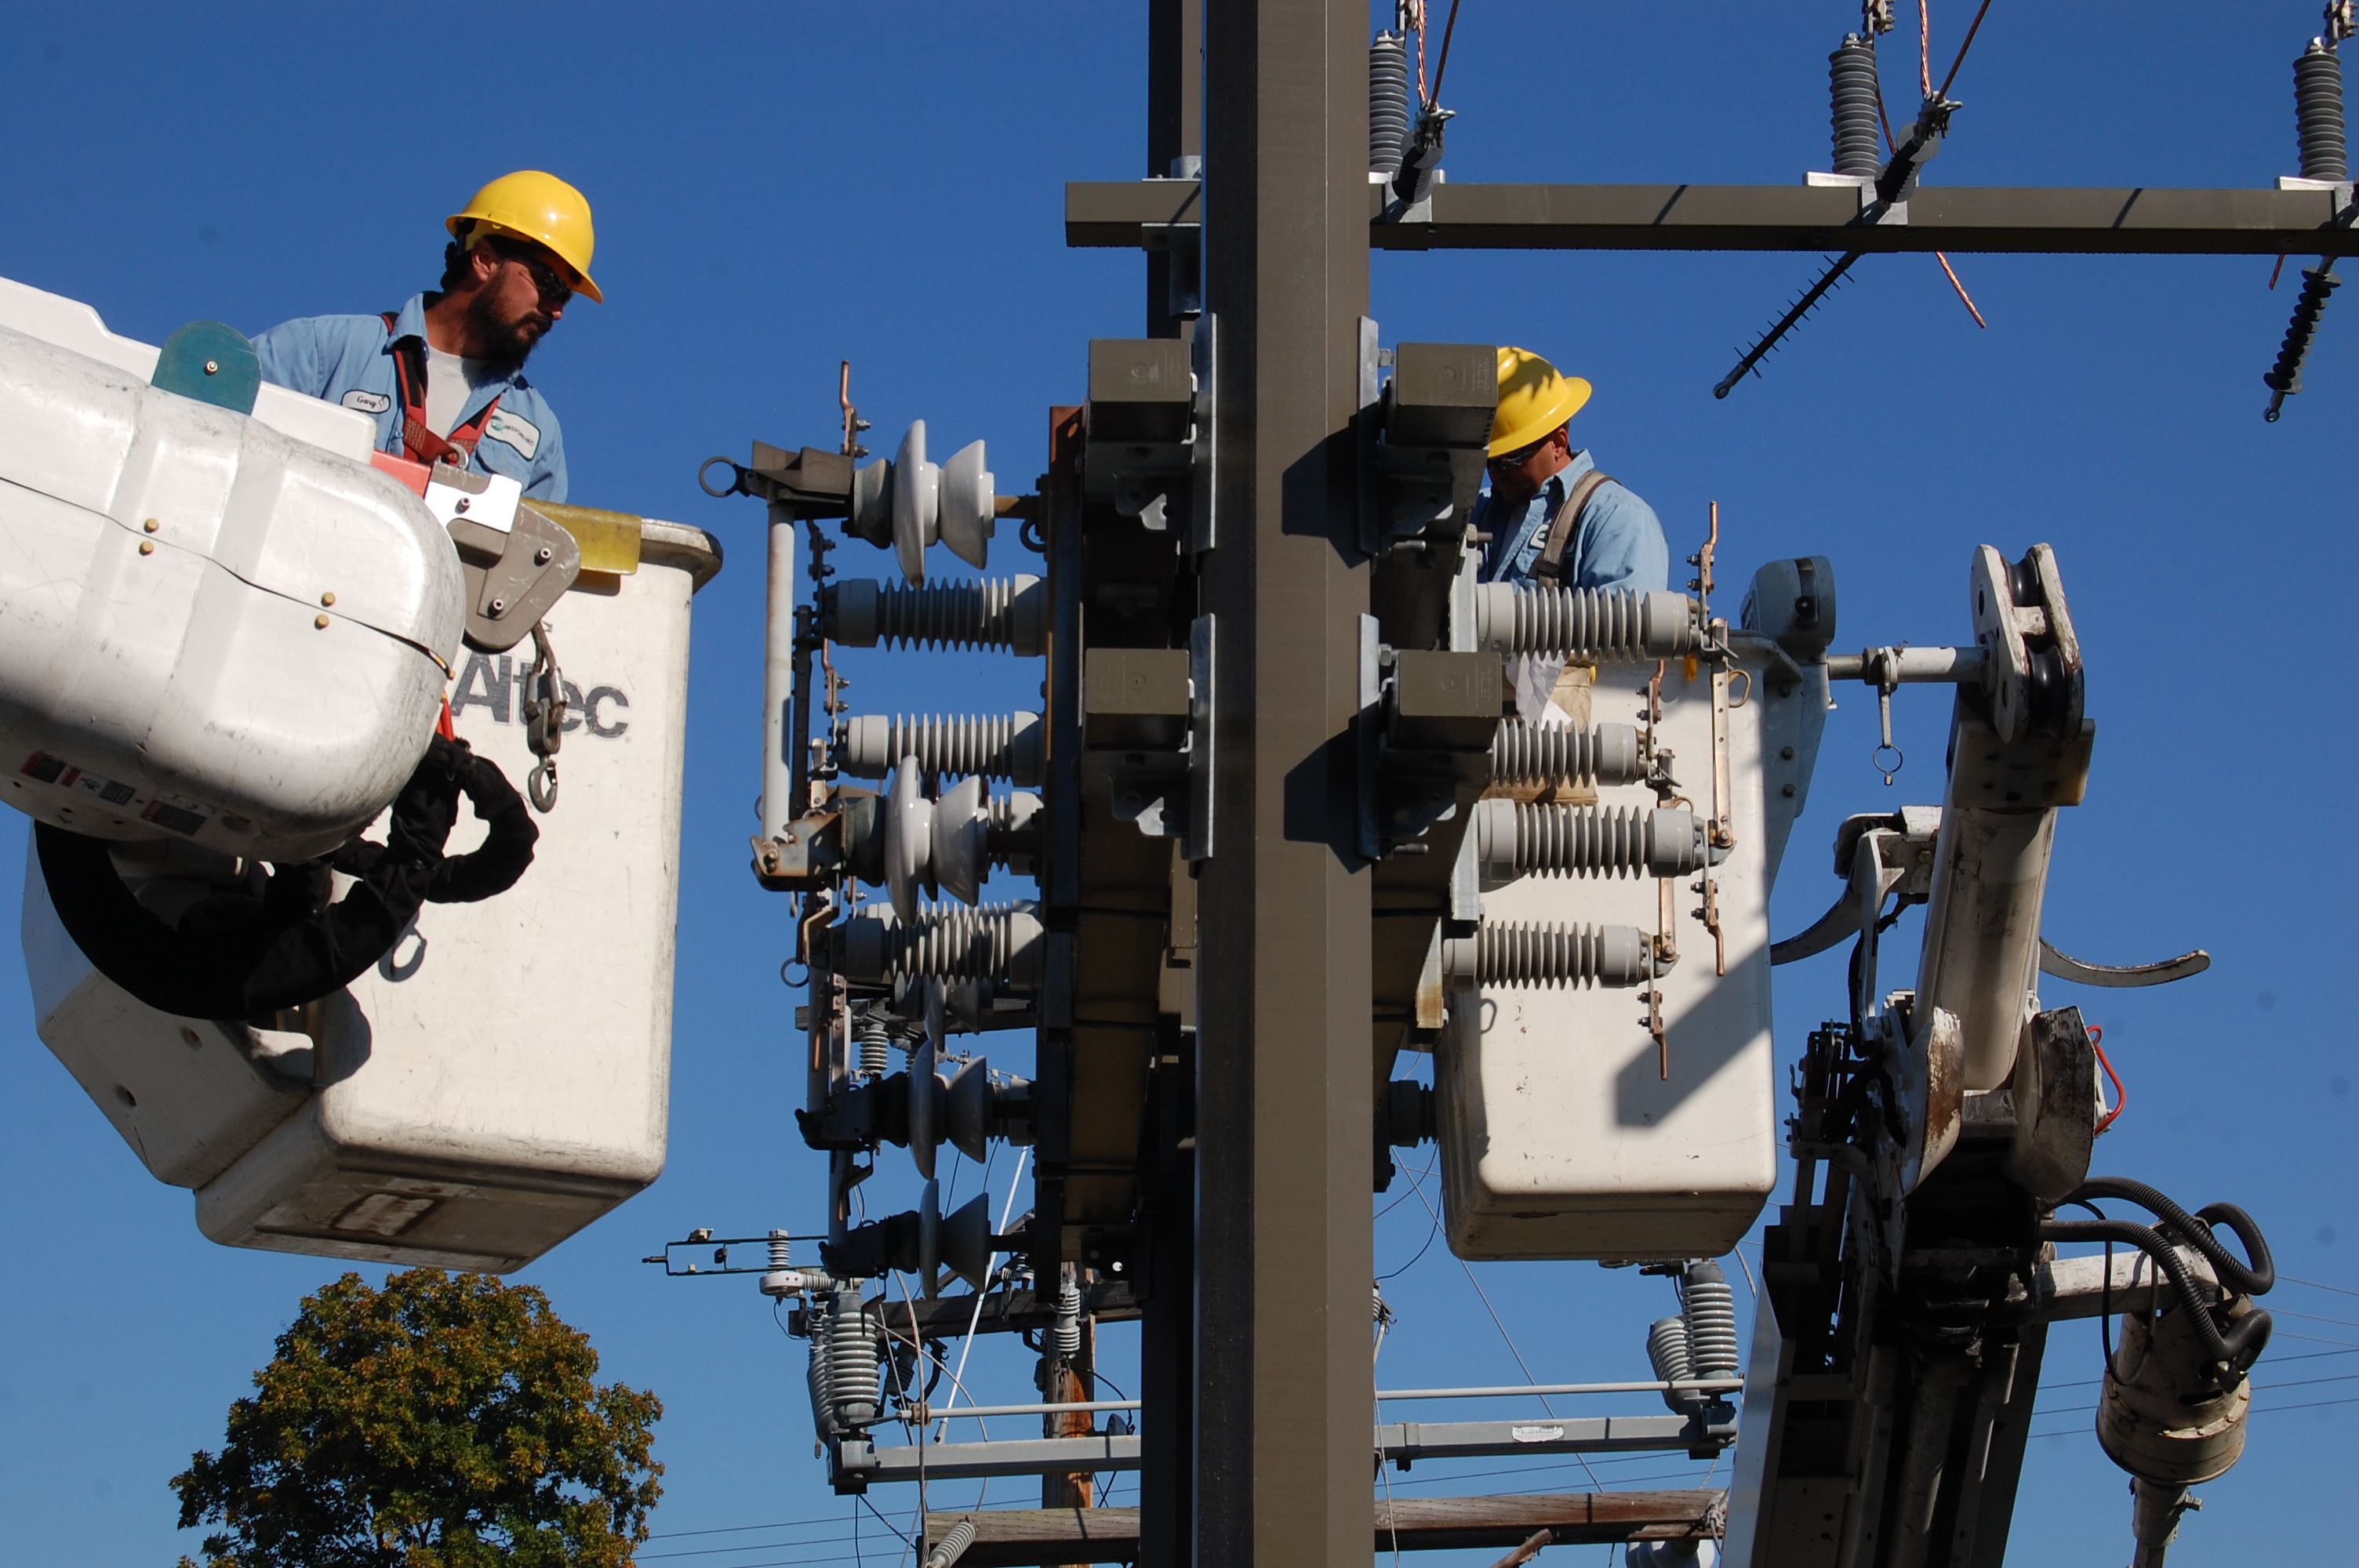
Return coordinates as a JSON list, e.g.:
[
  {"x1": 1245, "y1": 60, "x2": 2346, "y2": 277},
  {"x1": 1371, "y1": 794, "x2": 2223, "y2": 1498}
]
[
  {"x1": 2265, "y1": 267, "x2": 2342, "y2": 404},
  {"x1": 1478, "y1": 800, "x2": 1708, "y2": 881},
  {"x1": 1648, "y1": 1316, "x2": 1696, "y2": 1414},
  {"x1": 823, "y1": 575, "x2": 1046, "y2": 657},
  {"x1": 837, "y1": 712, "x2": 1045, "y2": 786},
  {"x1": 855, "y1": 1013, "x2": 893, "y2": 1077},
  {"x1": 825, "y1": 1290, "x2": 881, "y2": 1433},
  {"x1": 837, "y1": 903, "x2": 1045, "y2": 985},
  {"x1": 1829, "y1": 35, "x2": 1884, "y2": 176},
  {"x1": 2297, "y1": 41, "x2": 2348, "y2": 181},
  {"x1": 1369, "y1": 32, "x2": 1412, "y2": 176},
  {"x1": 769, "y1": 1229, "x2": 793, "y2": 1271},
  {"x1": 1489, "y1": 720, "x2": 1643, "y2": 786},
  {"x1": 1452, "y1": 921, "x2": 1654, "y2": 989},
  {"x1": 1680, "y1": 1261, "x2": 1741, "y2": 1380},
  {"x1": 1471, "y1": 583, "x2": 1700, "y2": 659},
  {"x1": 1052, "y1": 1274, "x2": 1083, "y2": 1359},
  {"x1": 921, "y1": 1520, "x2": 979, "y2": 1568},
  {"x1": 806, "y1": 1305, "x2": 838, "y2": 1438}
]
